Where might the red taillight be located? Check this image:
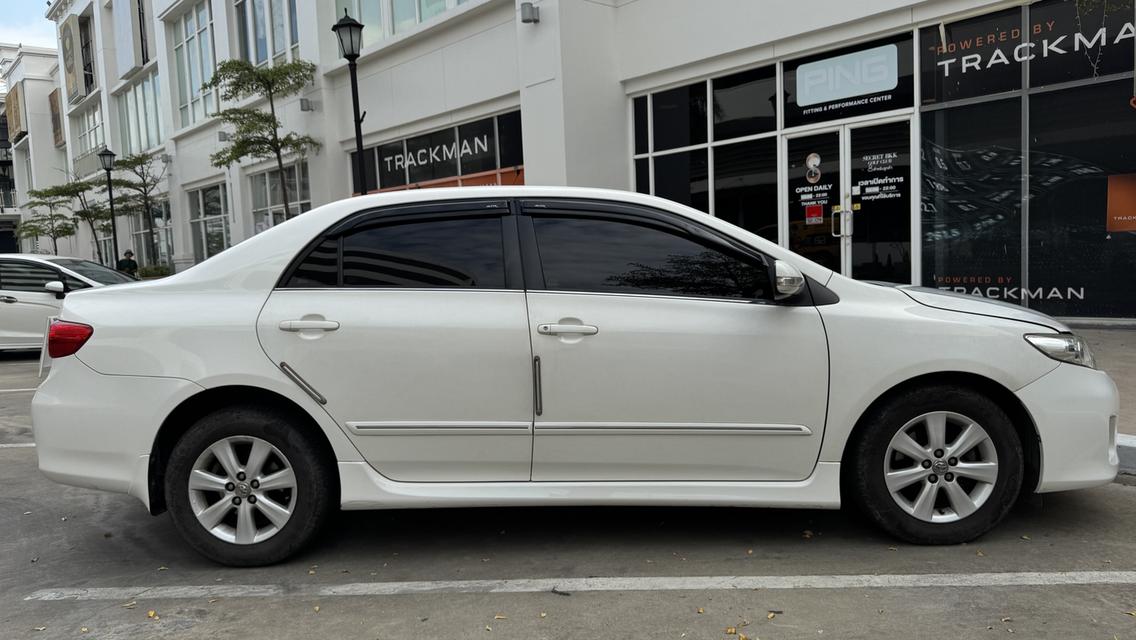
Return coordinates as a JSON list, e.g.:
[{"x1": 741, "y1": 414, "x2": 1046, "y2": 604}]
[{"x1": 47, "y1": 321, "x2": 94, "y2": 358}]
